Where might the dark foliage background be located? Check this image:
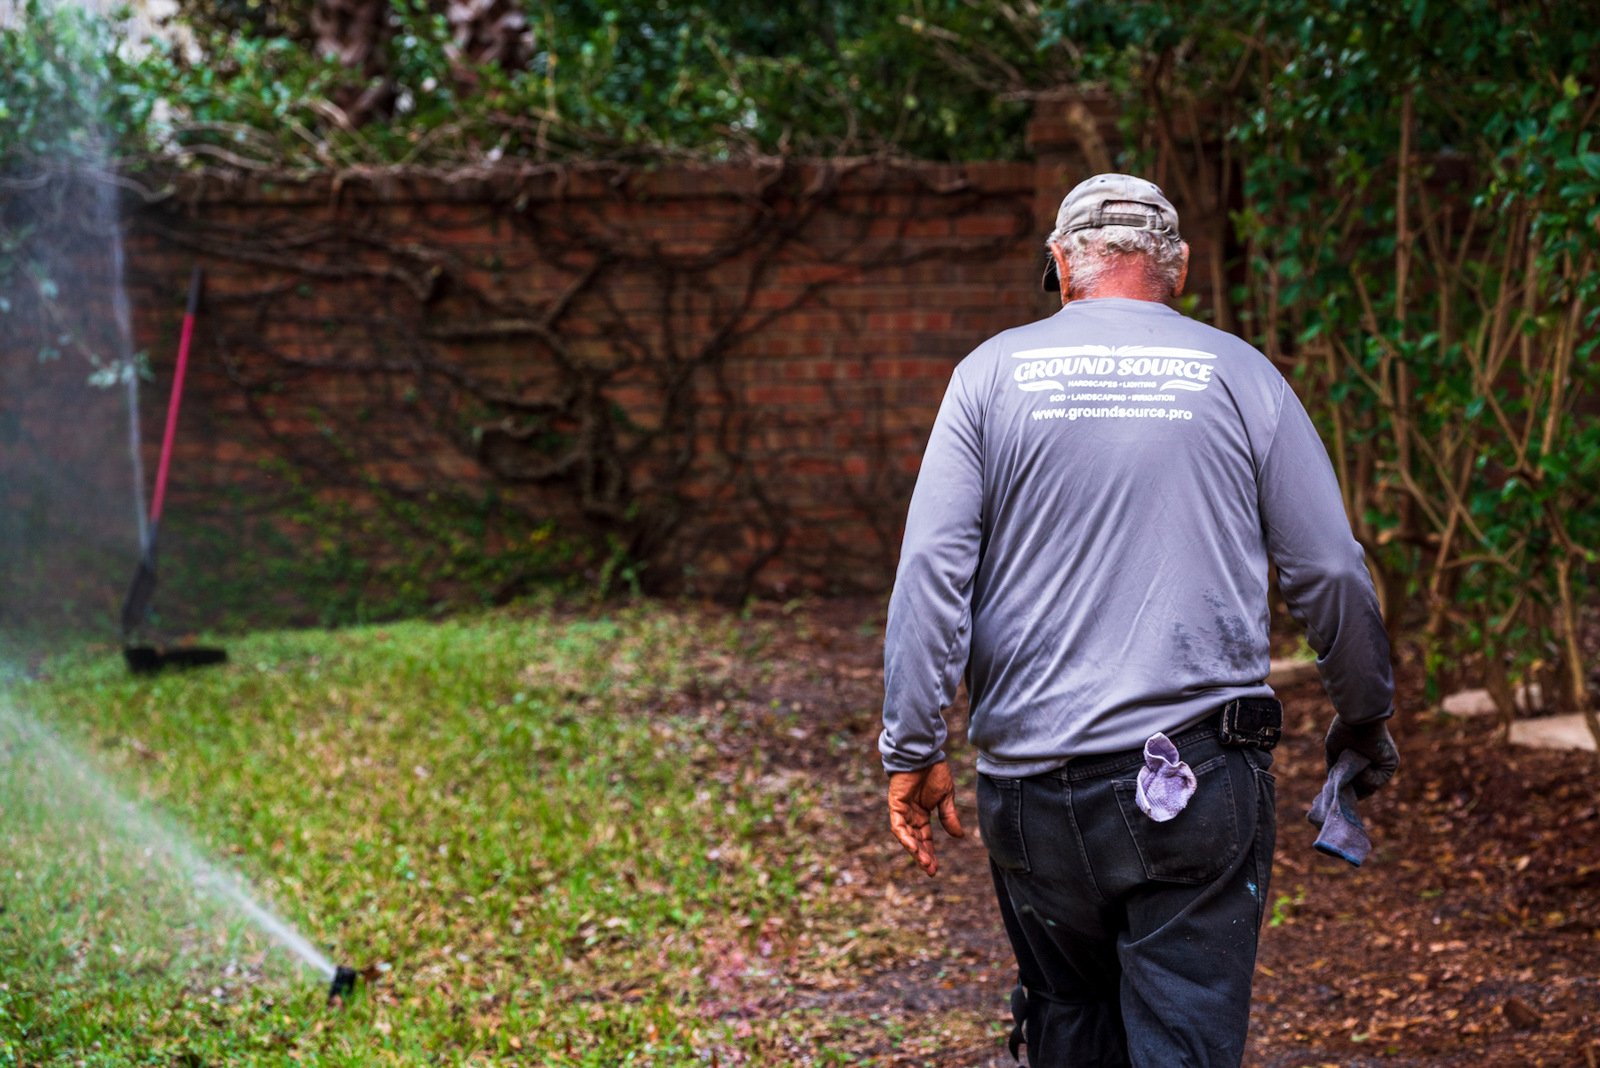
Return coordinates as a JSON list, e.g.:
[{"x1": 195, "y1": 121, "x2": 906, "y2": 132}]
[{"x1": 1, "y1": 0, "x2": 1596, "y2": 734}]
